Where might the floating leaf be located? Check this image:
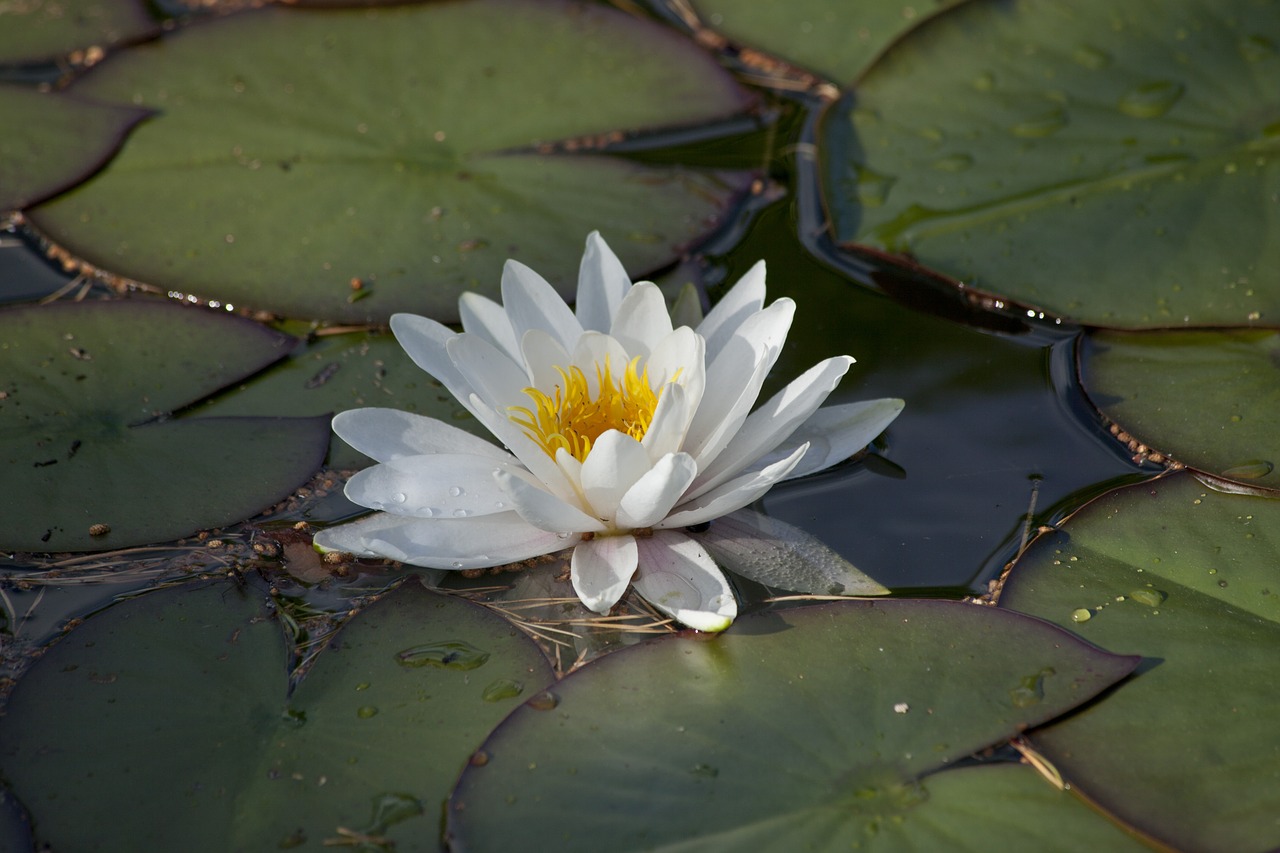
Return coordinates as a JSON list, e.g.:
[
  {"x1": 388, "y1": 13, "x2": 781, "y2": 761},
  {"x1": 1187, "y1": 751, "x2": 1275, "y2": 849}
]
[
  {"x1": 0, "y1": 300, "x2": 328, "y2": 551},
  {"x1": 0, "y1": 581, "x2": 556, "y2": 851},
  {"x1": 0, "y1": 84, "x2": 148, "y2": 212},
  {"x1": 447, "y1": 599, "x2": 1139, "y2": 849},
  {"x1": 821, "y1": 0, "x2": 1280, "y2": 327},
  {"x1": 0, "y1": 0, "x2": 155, "y2": 66},
  {"x1": 1081, "y1": 329, "x2": 1280, "y2": 490},
  {"x1": 29, "y1": 0, "x2": 755, "y2": 323},
  {"x1": 1001, "y1": 473, "x2": 1280, "y2": 851}
]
